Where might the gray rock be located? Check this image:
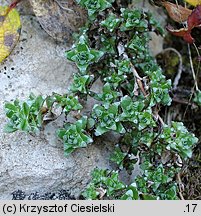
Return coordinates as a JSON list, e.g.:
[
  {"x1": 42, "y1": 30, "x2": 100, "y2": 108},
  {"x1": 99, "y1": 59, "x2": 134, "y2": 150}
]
[
  {"x1": 29, "y1": 0, "x2": 87, "y2": 42},
  {"x1": 0, "y1": 15, "x2": 111, "y2": 200}
]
